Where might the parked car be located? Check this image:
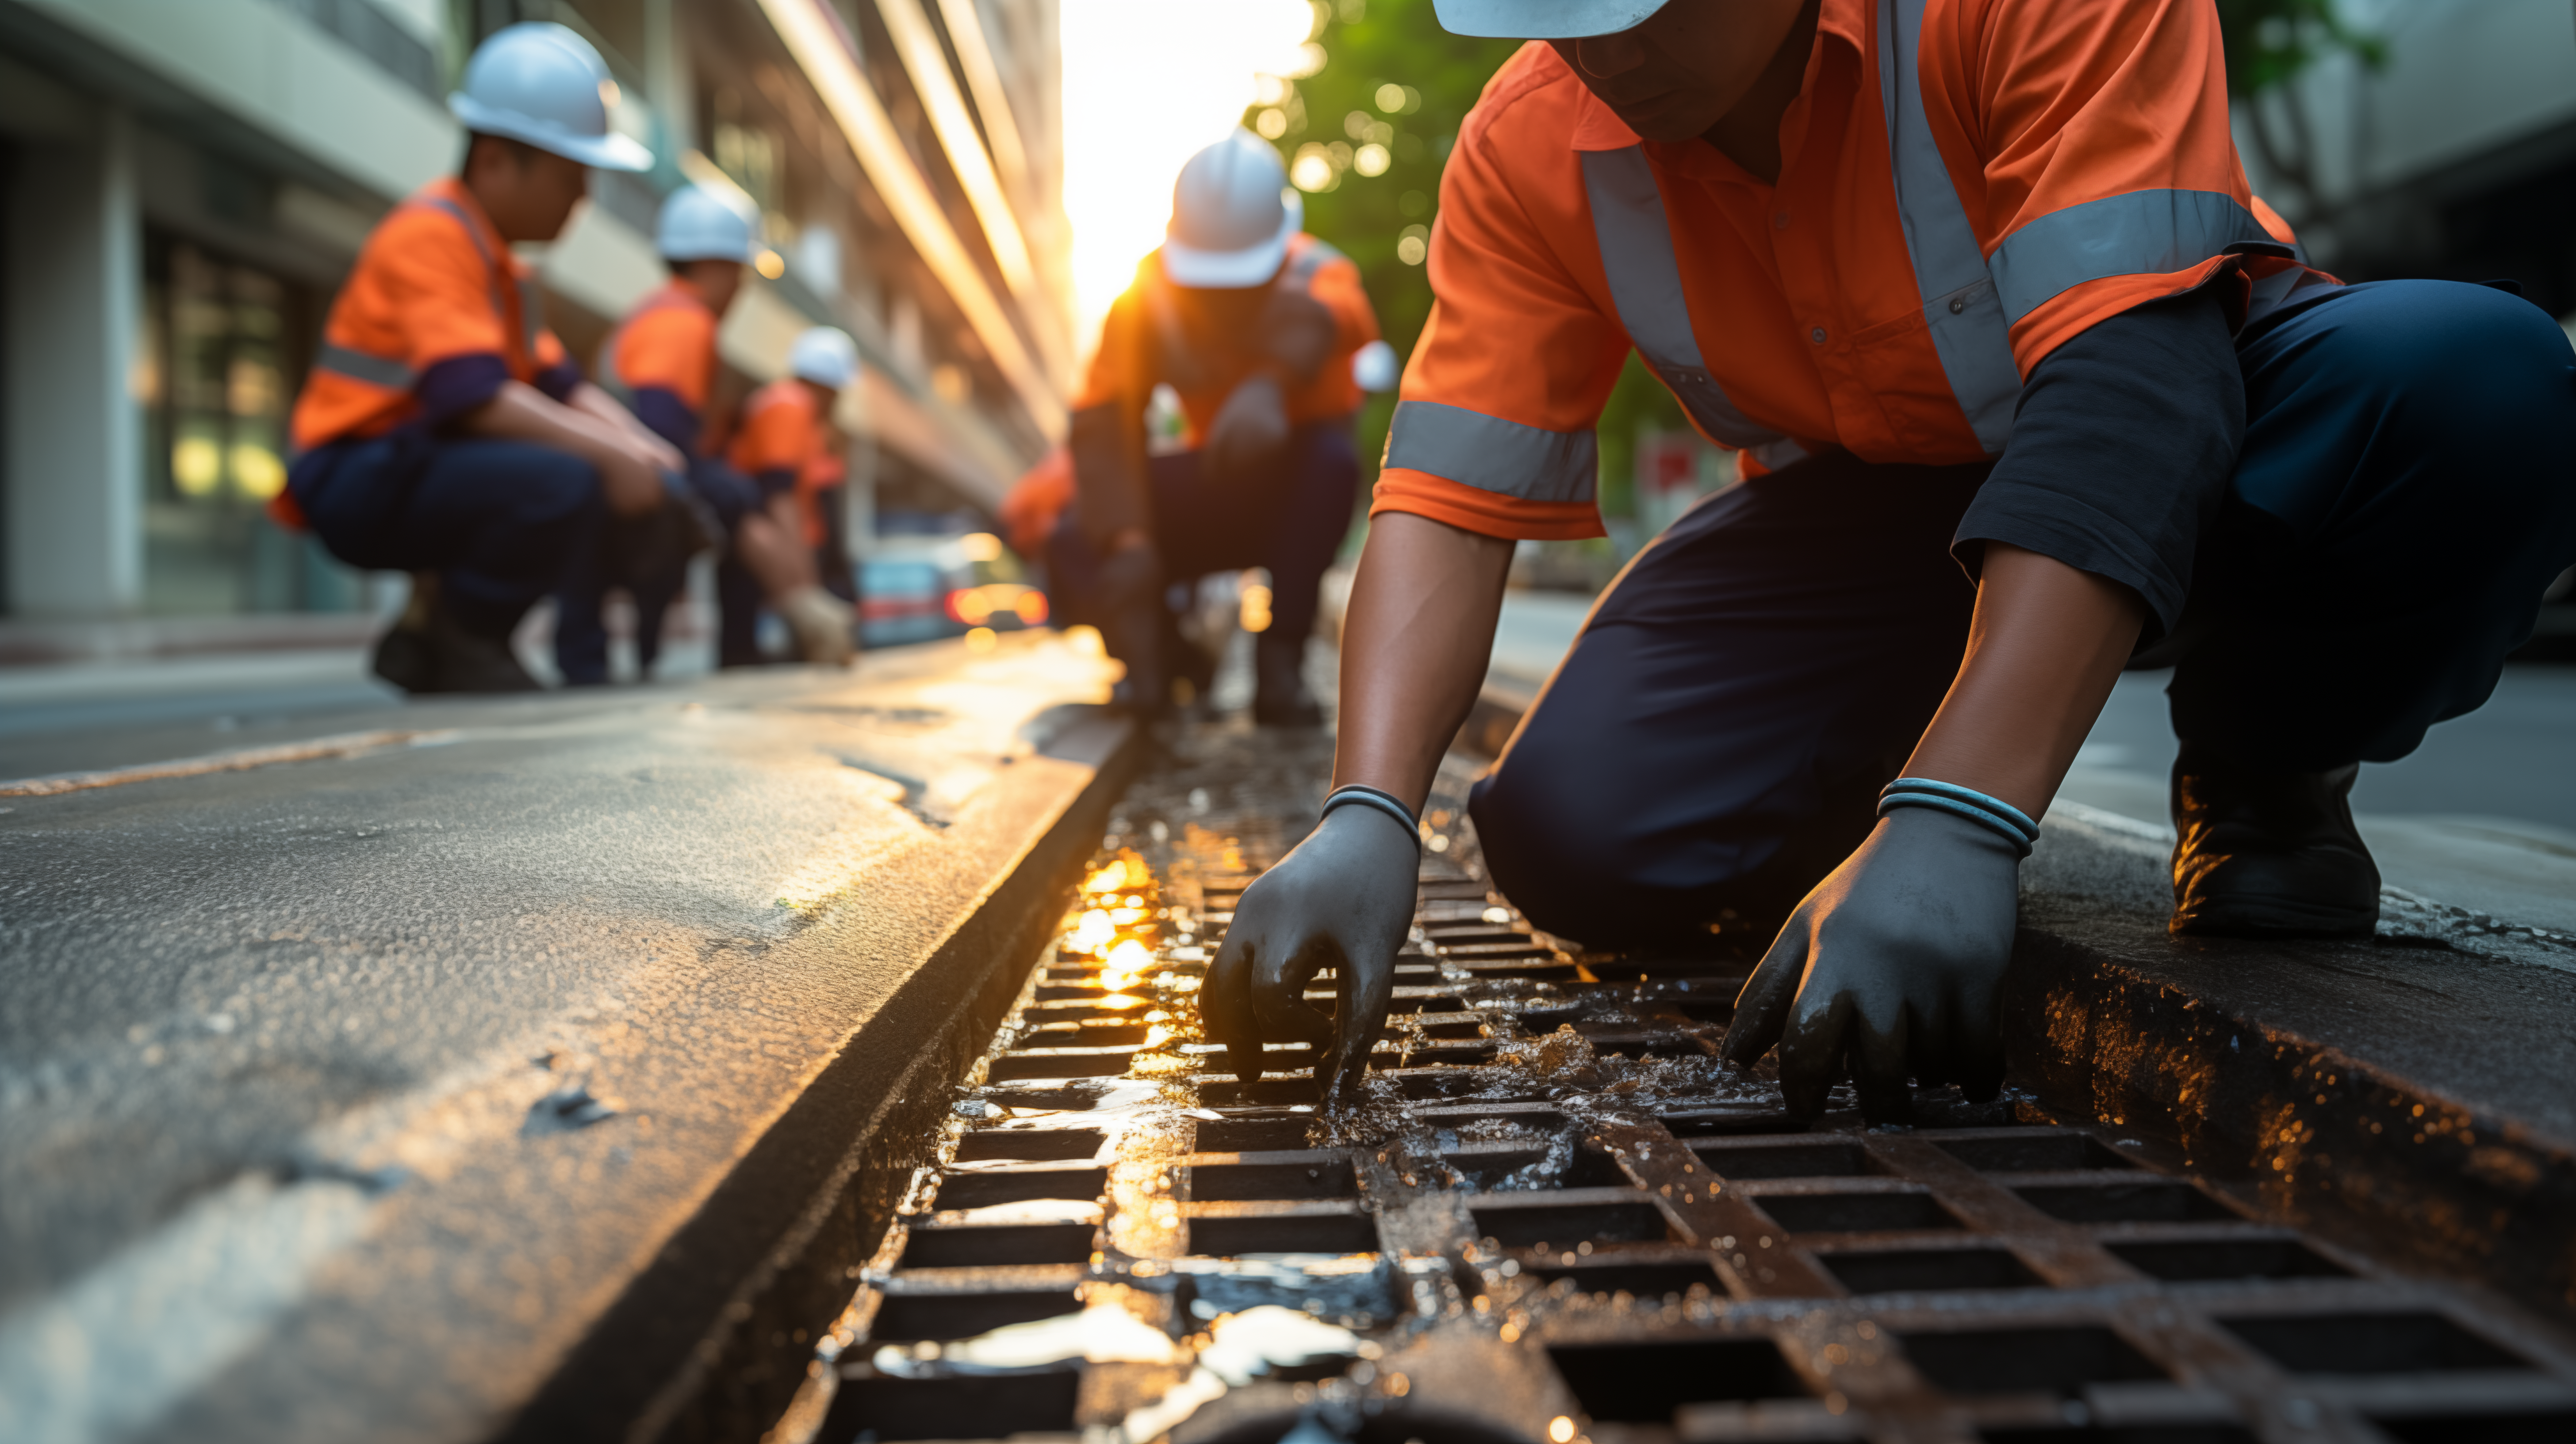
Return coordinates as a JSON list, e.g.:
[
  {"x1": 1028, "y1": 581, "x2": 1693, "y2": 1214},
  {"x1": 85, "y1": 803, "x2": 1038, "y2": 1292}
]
[{"x1": 860, "y1": 532, "x2": 1046, "y2": 649}]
